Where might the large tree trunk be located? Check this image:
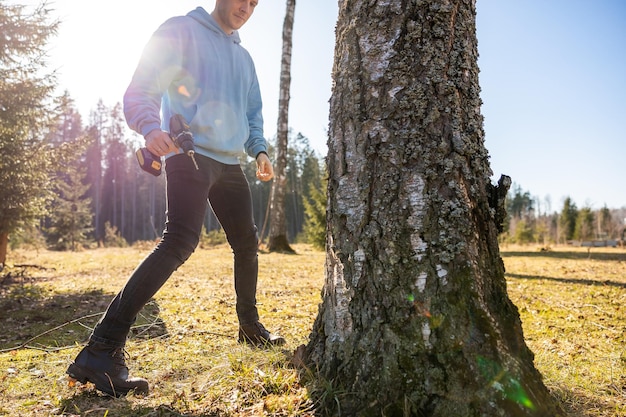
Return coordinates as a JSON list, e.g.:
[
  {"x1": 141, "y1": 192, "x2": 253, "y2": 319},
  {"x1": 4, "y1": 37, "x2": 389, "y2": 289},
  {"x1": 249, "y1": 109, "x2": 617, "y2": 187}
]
[
  {"x1": 268, "y1": 0, "x2": 296, "y2": 253},
  {"x1": 306, "y1": 1, "x2": 564, "y2": 416}
]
